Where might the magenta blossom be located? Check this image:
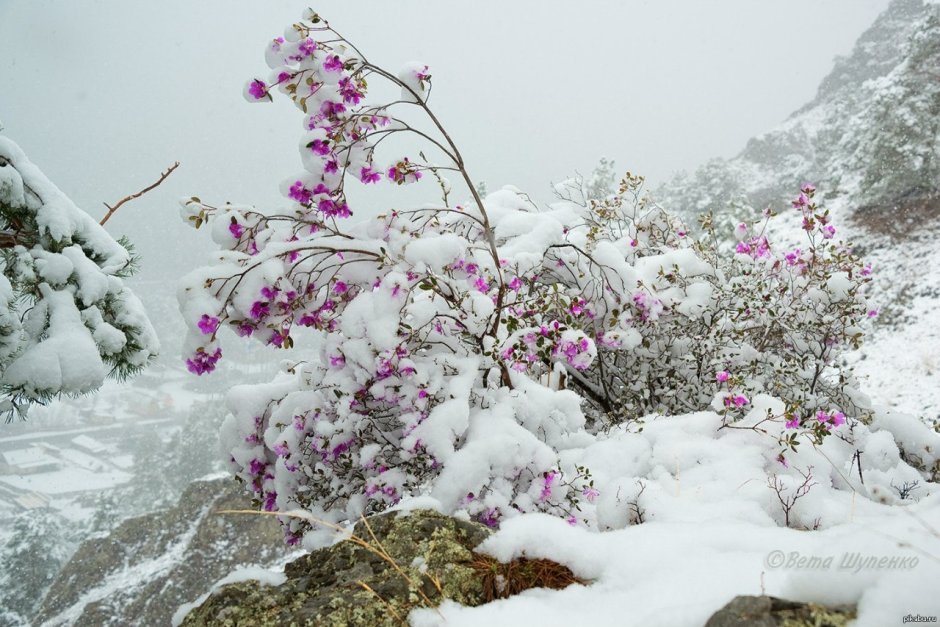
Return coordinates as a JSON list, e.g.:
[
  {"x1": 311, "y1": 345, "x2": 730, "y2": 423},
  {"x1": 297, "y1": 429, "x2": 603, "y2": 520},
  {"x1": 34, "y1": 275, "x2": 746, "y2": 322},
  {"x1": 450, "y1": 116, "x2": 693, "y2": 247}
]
[
  {"x1": 360, "y1": 166, "x2": 382, "y2": 184},
  {"x1": 716, "y1": 371, "x2": 730, "y2": 383},
  {"x1": 186, "y1": 347, "x2": 222, "y2": 375},
  {"x1": 323, "y1": 54, "x2": 343, "y2": 72},
  {"x1": 247, "y1": 79, "x2": 268, "y2": 100},
  {"x1": 298, "y1": 38, "x2": 317, "y2": 57},
  {"x1": 197, "y1": 314, "x2": 220, "y2": 335},
  {"x1": 289, "y1": 180, "x2": 313, "y2": 204},
  {"x1": 540, "y1": 471, "x2": 558, "y2": 501},
  {"x1": 792, "y1": 193, "x2": 809, "y2": 209},
  {"x1": 309, "y1": 139, "x2": 330, "y2": 156}
]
